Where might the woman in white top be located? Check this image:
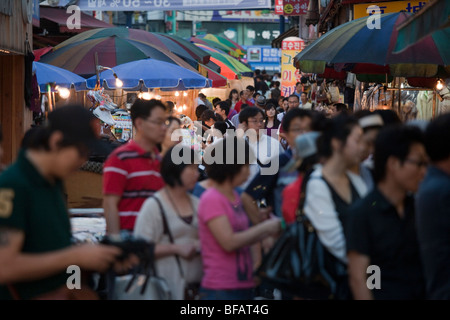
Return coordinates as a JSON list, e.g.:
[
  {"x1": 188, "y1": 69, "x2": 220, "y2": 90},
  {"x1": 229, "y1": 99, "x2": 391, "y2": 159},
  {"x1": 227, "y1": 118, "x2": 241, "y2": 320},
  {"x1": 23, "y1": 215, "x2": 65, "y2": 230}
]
[
  {"x1": 134, "y1": 145, "x2": 202, "y2": 300},
  {"x1": 304, "y1": 113, "x2": 368, "y2": 264}
]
